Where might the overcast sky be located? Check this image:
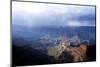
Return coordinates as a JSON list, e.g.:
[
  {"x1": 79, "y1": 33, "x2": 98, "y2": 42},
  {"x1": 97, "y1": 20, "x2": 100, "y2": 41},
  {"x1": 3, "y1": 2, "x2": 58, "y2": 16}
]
[{"x1": 12, "y1": 1, "x2": 96, "y2": 27}]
